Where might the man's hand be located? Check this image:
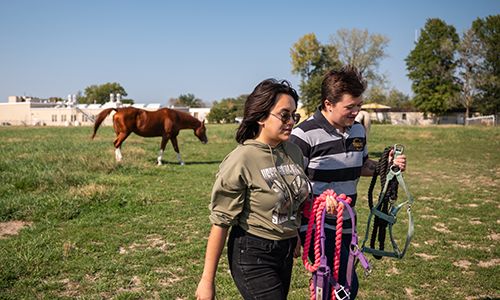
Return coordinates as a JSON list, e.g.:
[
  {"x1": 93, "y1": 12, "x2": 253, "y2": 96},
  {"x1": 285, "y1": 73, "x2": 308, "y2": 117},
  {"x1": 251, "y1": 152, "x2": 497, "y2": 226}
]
[
  {"x1": 389, "y1": 149, "x2": 407, "y2": 172},
  {"x1": 325, "y1": 195, "x2": 345, "y2": 215}
]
